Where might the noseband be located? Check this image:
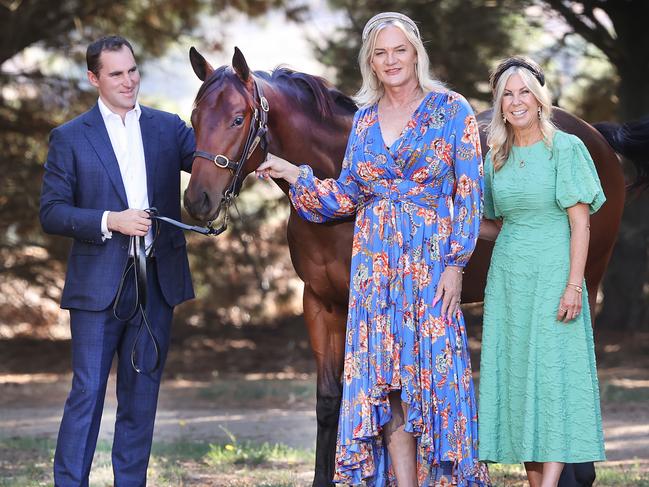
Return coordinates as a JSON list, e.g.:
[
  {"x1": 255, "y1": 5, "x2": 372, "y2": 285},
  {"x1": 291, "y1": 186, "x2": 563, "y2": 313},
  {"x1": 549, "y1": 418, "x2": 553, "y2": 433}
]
[{"x1": 193, "y1": 77, "x2": 270, "y2": 234}]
